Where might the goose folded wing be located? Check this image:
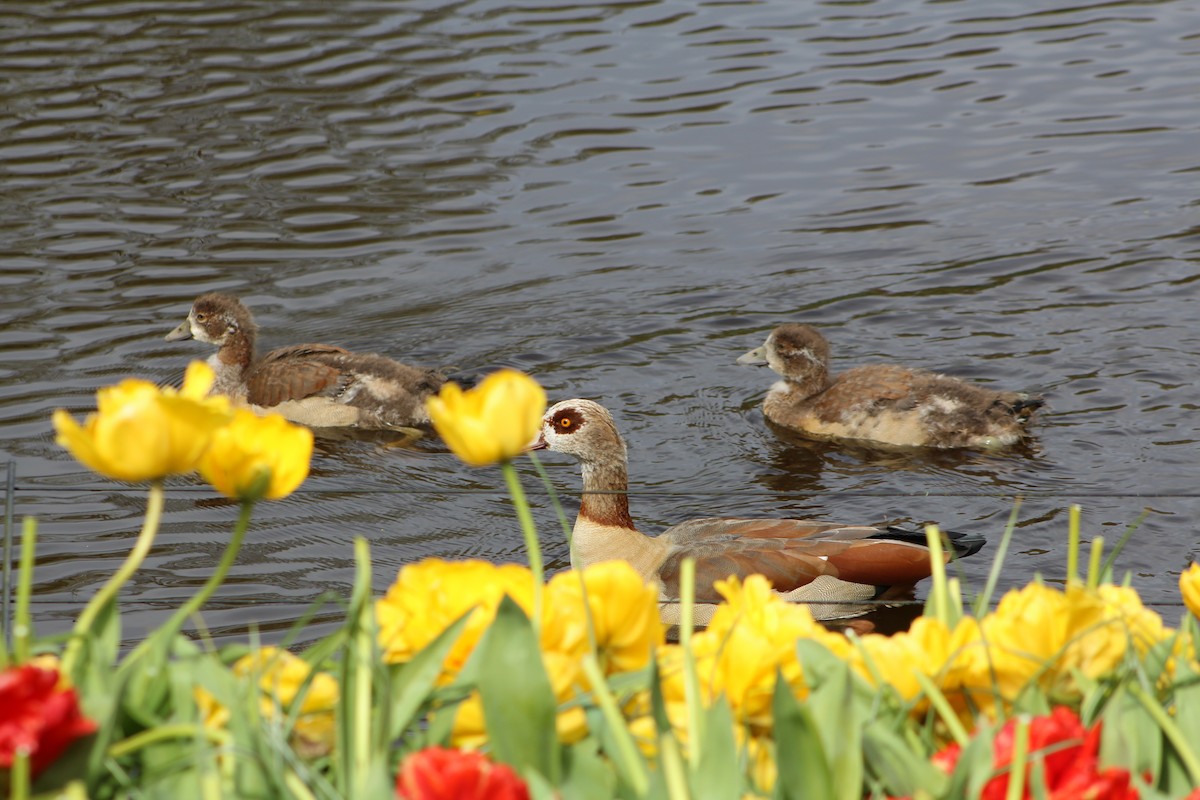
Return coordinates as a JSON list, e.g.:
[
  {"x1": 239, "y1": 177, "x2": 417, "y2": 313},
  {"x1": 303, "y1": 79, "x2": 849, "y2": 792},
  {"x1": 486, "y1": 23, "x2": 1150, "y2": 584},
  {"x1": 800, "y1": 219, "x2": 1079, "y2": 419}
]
[{"x1": 657, "y1": 517, "x2": 938, "y2": 601}]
